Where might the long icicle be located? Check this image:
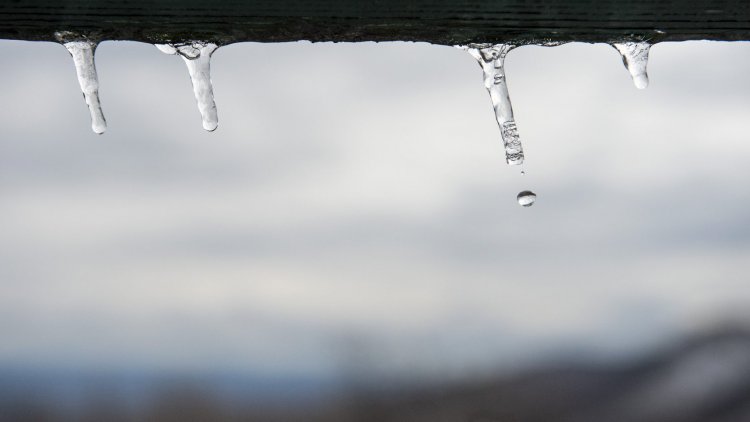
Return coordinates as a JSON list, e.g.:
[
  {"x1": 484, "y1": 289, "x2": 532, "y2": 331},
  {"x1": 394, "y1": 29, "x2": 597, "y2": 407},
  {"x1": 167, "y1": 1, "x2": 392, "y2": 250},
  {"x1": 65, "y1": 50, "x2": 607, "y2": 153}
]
[
  {"x1": 156, "y1": 42, "x2": 219, "y2": 131},
  {"x1": 466, "y1": 44, "x2": 523, "y2": 165},
  {"x1": 63, "y1": 41, "x2": 106, "y2": 134}
]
